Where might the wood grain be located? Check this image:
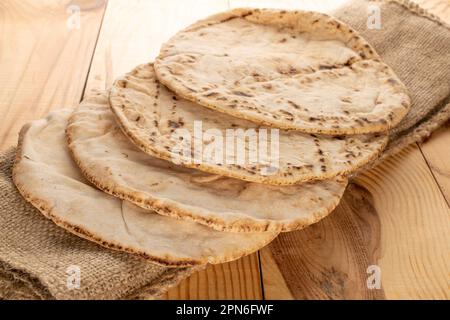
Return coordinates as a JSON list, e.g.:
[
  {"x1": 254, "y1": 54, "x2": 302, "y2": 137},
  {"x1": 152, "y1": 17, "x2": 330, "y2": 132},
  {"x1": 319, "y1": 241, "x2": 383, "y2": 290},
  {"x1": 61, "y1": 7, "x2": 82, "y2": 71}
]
[
  {"x1": 414, "y1": 0, "x2": 450, "y2": 205},
  {"x1": 258, "y1": 0, "x2": 450, "y2": 300},
  {"x1": 0, "y1": 0, "x2": 107, "y2": 150},
  {"x1": 262, "y1": 183, "x2": 386, "y2": 300},
  {"x1": 262, "y1": 145, "x2": 449, "y2": 299},
  {"x1": 85, "y1": 0, "x2": 229, "y2": 93},
  {"x1": 165, "y1": 254, "x2": 263, "y2": 300},
  {"x1": 259, "y1": 249, "x2": 294, "y2": 299},
  {"x1": 228, "y1": 0, "x2": 348, "y2": 12},
  {"x1": 420, "y1": 125, "x2": 450, "y2": 205},
  {"x1": 415, "y1": 0, "x2": 450, "y2": 18},
  {"x1": 97, "y1": 0, "x2": 447, "y2": 300}
]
